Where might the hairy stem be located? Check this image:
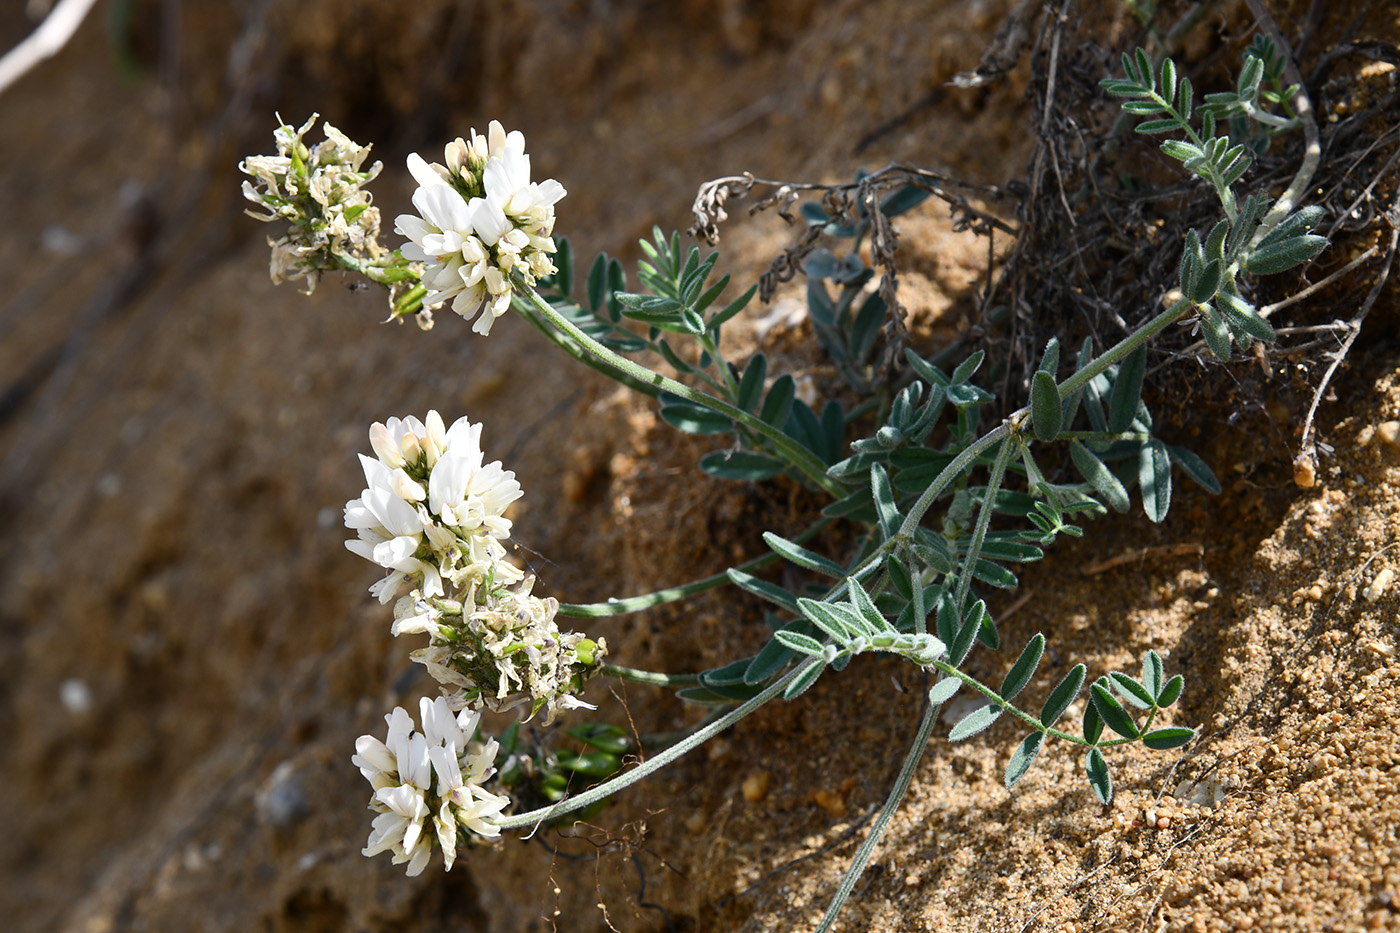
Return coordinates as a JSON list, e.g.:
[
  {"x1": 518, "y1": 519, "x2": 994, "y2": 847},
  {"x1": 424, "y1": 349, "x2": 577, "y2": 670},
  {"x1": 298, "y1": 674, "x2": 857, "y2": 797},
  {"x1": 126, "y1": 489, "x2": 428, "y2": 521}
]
[
  {"x1": 493, "y1": 657, "x2": 818, "y2": 831},
  {"x1": 512, "y1": 273, "x2": 845, "y2": 496}
]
